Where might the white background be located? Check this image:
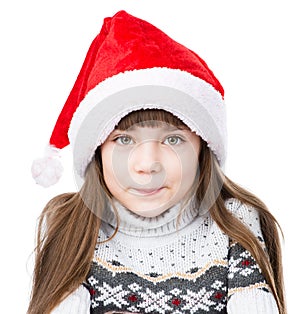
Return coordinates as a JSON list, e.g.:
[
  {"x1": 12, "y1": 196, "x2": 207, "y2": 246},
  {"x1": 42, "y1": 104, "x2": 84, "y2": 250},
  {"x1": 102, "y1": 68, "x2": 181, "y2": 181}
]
[{"x1": 1, "y1": 0, "x2": 299, "y2": 312}]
